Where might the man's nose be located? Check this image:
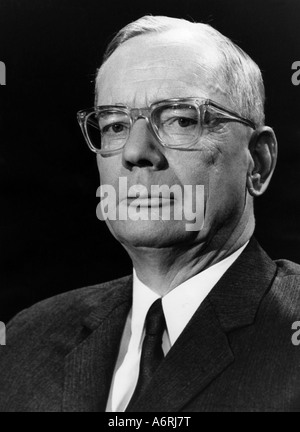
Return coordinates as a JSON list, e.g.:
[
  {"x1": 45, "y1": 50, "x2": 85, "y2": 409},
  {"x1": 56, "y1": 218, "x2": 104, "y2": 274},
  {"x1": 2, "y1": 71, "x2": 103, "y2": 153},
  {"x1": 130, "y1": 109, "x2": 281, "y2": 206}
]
[{"x1": 122, "y1": 119, "x2": 167, "y2": 171}]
